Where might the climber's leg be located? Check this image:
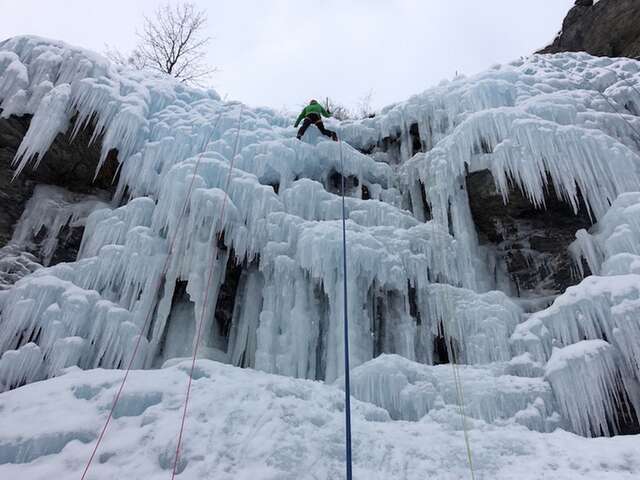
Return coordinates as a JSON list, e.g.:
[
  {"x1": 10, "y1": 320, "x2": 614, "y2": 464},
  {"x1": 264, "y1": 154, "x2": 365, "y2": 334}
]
[
  {"x1": 297, "y1": 117, "x2": 313, "y2": 139},
  {"x1": 315, "y1": 120, "x2": 338, "y2": 141}
]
